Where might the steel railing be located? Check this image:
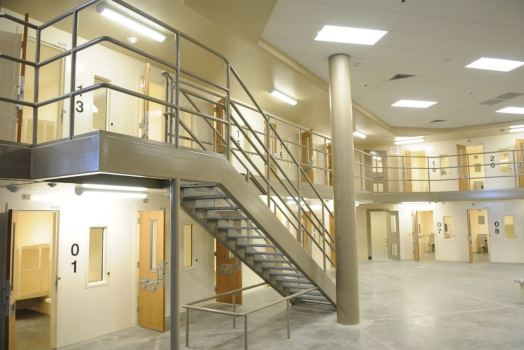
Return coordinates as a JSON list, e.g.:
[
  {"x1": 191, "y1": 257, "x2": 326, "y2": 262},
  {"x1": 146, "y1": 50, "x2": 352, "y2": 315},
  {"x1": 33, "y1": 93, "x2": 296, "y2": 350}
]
[{"x1": 183, "y1": 282, "x2": 319, "y2": 350}]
